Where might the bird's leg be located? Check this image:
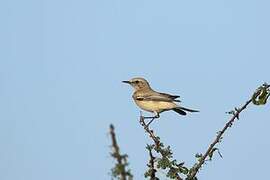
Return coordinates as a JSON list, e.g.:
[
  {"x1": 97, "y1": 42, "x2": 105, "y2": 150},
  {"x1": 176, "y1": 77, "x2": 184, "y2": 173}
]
[
  {"x1": 143, "y1": 116, "x2": 157, "y2": 119},
  {"x1": 139, "y1": 111, "x2": 160, "y2": 126},
  {"x1": 146, "y1": 113, "x2": 160, "y2": 127},
  {"x1": 142, "y1": 111, "x2": 160, "y2": 119},
  {"x1": 146, "y1": 117, "x2": 155, "y2": 127},
  {"x1": 139, "y1": 111, "x2": 144, "y2": 124}
]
